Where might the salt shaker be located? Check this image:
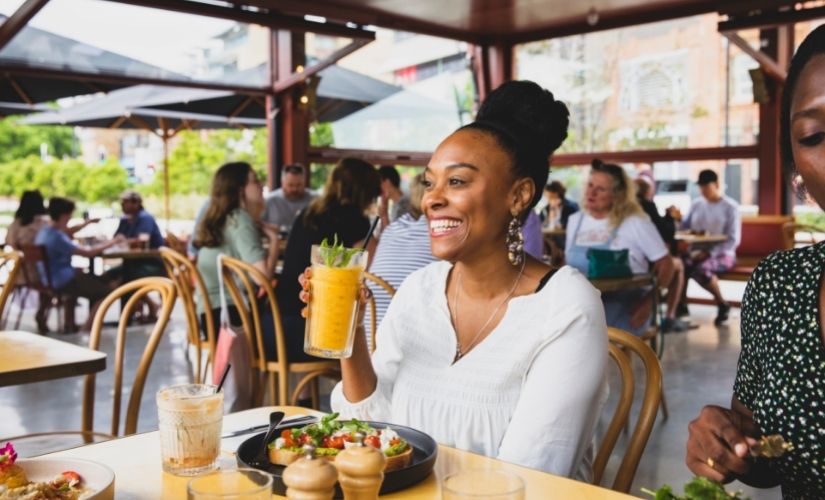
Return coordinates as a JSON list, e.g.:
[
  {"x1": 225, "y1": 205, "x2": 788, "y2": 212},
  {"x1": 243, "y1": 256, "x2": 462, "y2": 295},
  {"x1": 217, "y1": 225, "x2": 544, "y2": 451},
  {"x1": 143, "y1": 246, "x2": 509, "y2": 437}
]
[
  {"x1": 283, "y1": 444, "x2": 338, "y2": 500},
  {"x1": 336, "y1": 431, "x2": 386, "y2": 500}
]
